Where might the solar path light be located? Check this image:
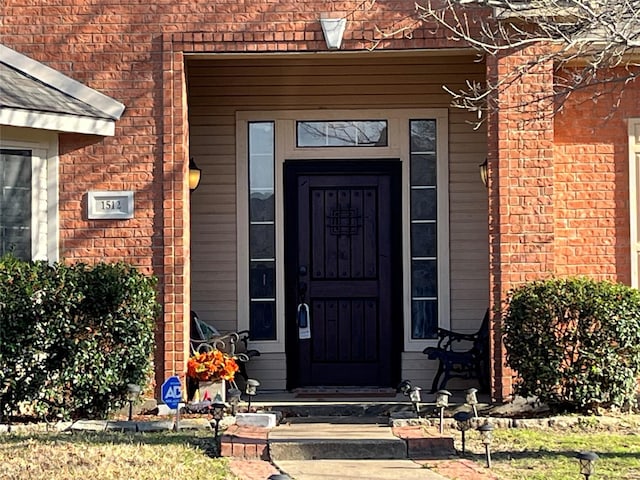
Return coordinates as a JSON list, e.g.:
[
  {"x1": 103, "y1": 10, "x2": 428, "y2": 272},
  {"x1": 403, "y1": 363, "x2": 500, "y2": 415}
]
[
  {"x1": 576, "y1": 451, "x2": 599, "y2": 480},
  {"x1": 435, "y1": 390, "x2": 452, "y2": 434},
  {"x1": 478, "y1": 422, "x2": 494, "y2": 468}
]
